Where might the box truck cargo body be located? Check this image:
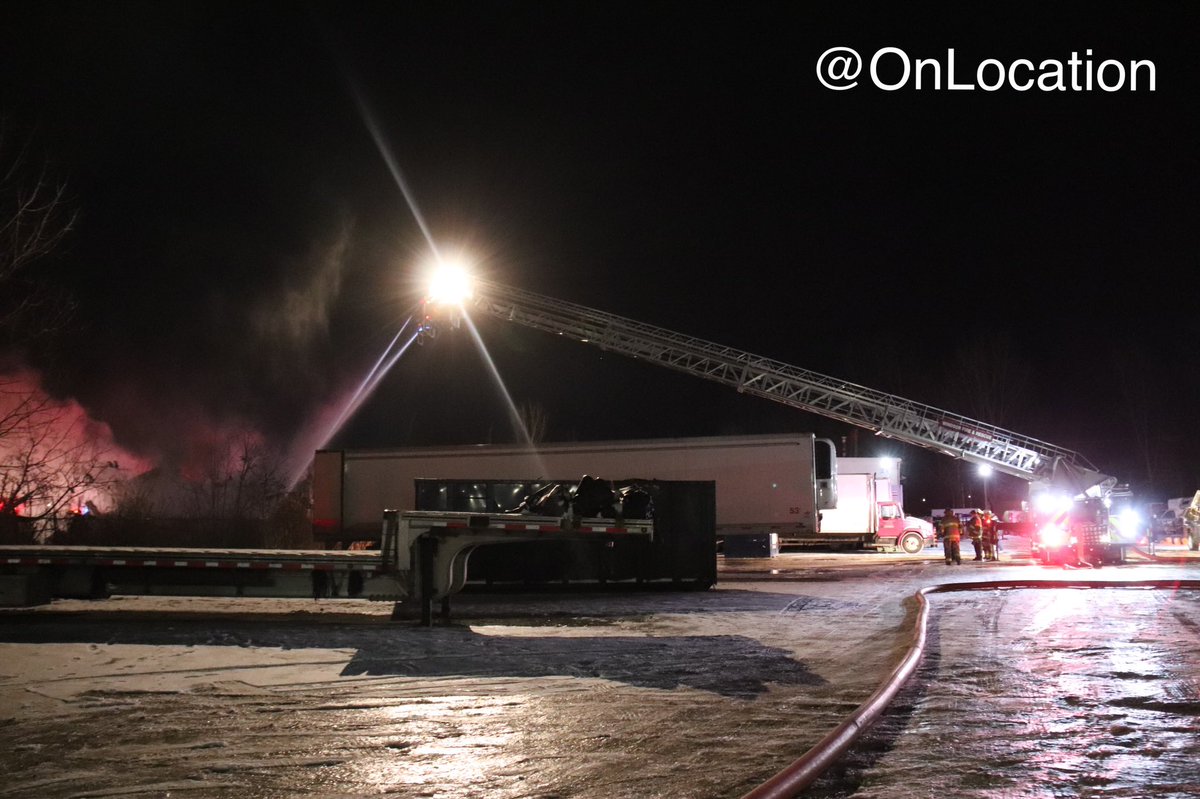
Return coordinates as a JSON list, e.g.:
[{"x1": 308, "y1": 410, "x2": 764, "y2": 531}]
[
  {"x1": 313, "y1": 433, "x2": 837, "y2": 544},
  {"x1": 838, "y1": 457, "x2": 903, "y2": 506}
]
